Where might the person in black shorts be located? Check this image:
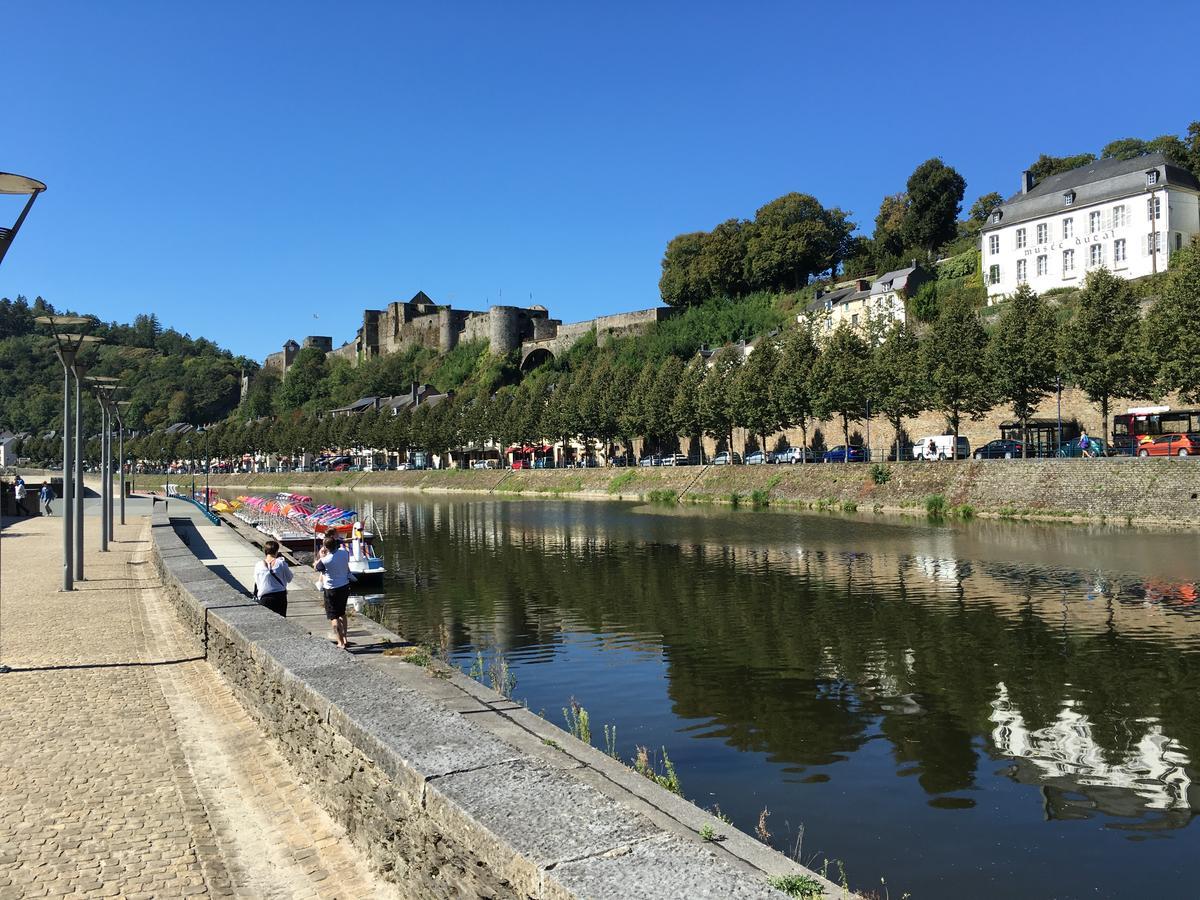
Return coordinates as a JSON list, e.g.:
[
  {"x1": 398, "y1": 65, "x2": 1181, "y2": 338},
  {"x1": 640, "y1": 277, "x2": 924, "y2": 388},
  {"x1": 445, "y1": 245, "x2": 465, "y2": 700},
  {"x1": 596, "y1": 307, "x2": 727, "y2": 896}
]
[
  {"x1": 315, "y1": 534, "x2": 353, "y2": 649},
  {"x1": 253, "y1": 539, "x2": 293, "y2": 616}
]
